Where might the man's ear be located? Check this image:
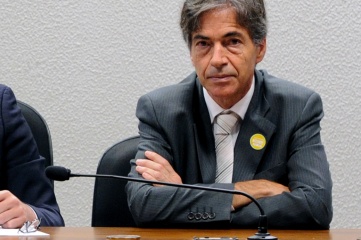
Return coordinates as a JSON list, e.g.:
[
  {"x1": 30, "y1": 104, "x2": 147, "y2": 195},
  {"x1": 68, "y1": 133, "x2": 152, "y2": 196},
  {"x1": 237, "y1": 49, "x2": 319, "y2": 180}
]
[
  {"x1": 190, "y1": 48, "x2": 195, "y2": 66},
  {"x1": 256, "y1": 38, "x2": 267, "y2": 64}
]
